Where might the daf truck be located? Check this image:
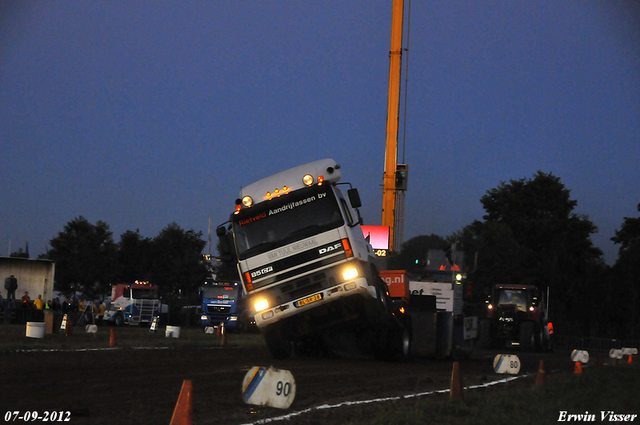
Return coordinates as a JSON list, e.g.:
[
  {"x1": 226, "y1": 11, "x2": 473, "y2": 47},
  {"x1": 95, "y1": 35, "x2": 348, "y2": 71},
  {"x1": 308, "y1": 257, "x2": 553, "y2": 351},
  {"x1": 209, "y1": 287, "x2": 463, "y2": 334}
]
[{"x1": 217, "y1": 159, "x2": 402, "y2": 359}]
